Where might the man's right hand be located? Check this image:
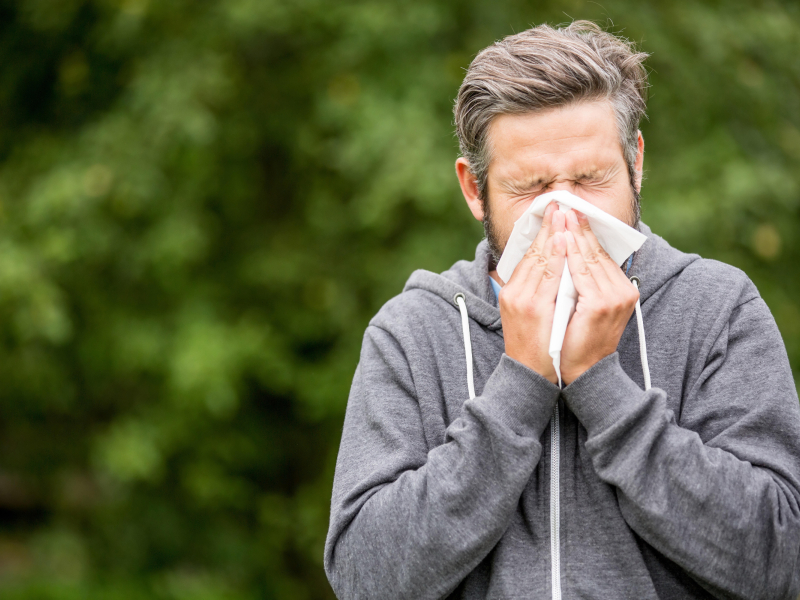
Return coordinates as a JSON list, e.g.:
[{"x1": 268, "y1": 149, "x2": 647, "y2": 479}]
[{"x1": 498, "y1": 202, "x2": 566, "y2": 384}]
